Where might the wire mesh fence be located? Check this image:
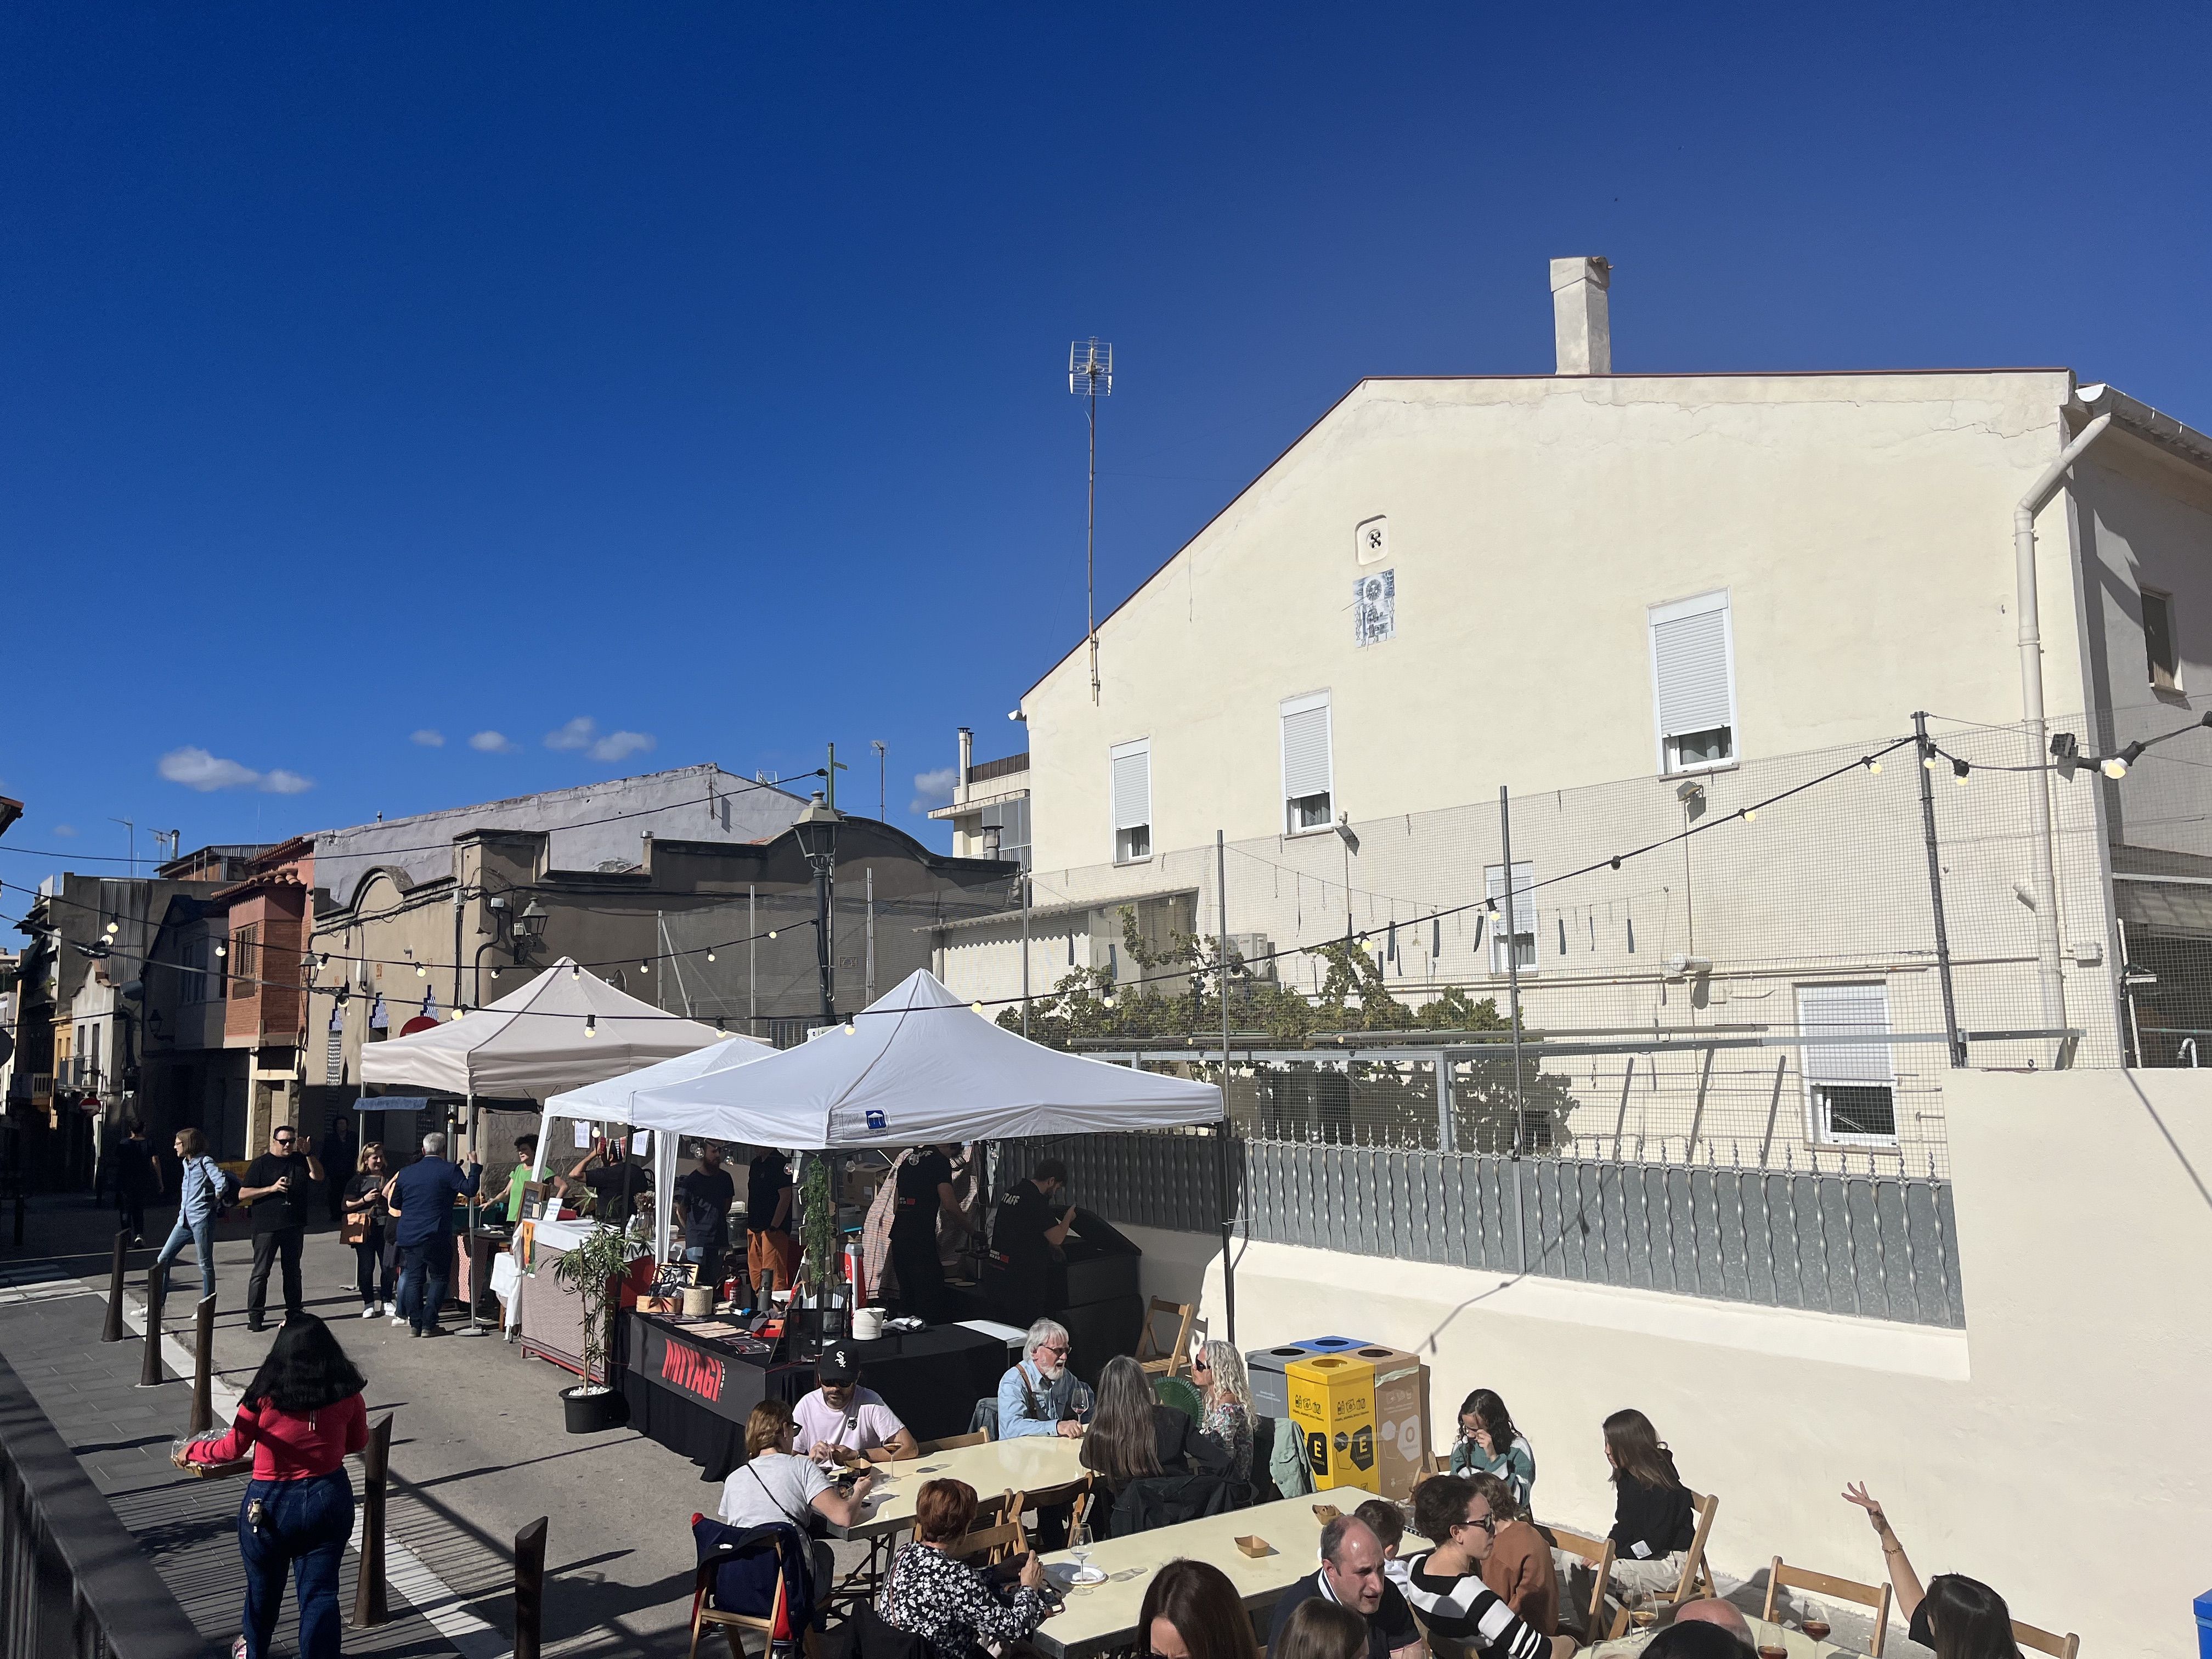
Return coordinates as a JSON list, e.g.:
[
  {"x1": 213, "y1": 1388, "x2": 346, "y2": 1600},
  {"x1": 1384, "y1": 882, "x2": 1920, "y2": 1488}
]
[{"x1": 956, "y1": 708, "x2": 2212, "y2": 1176}]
